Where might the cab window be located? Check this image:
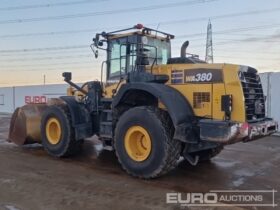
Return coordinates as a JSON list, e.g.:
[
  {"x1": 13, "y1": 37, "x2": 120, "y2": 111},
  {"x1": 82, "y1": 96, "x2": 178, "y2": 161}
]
[
  {"x1": 109, "y1": 41, "x2": 126, "y2": 78},
  {"x1": 145, "y1": 37, "x2": 171, "y2": 65}
]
